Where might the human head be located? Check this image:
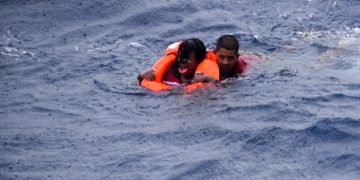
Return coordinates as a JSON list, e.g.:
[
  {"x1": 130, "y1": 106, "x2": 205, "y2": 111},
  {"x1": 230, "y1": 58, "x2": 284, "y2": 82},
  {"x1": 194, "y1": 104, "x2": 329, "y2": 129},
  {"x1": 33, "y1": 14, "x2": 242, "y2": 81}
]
[
  {"x1": 215, "y1": 35, "x2": 240, "y2": 75},
  {"x1": 216, "y1": 35, "x2": 240, "y2": 52},
  {"x1": 176, "y1": 38, "x2": 206, "y2": 76}
]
